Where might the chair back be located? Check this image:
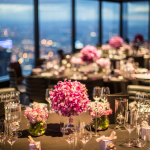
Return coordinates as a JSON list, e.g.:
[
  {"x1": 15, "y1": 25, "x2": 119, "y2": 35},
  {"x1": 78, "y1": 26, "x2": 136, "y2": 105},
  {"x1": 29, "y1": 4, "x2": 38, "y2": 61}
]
[
  {"x1": 9, "y1": 62, "x2": 22, "y2": 78},
  {"x1": 127, "y1": 85, "x2": 150, "y2": 102},
  {"x1": 25, "y1": 76, "x2": 48, "y2": 103},
  {"x1": 7, "y1": 68, "x2": 18, "y2": 90}
]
